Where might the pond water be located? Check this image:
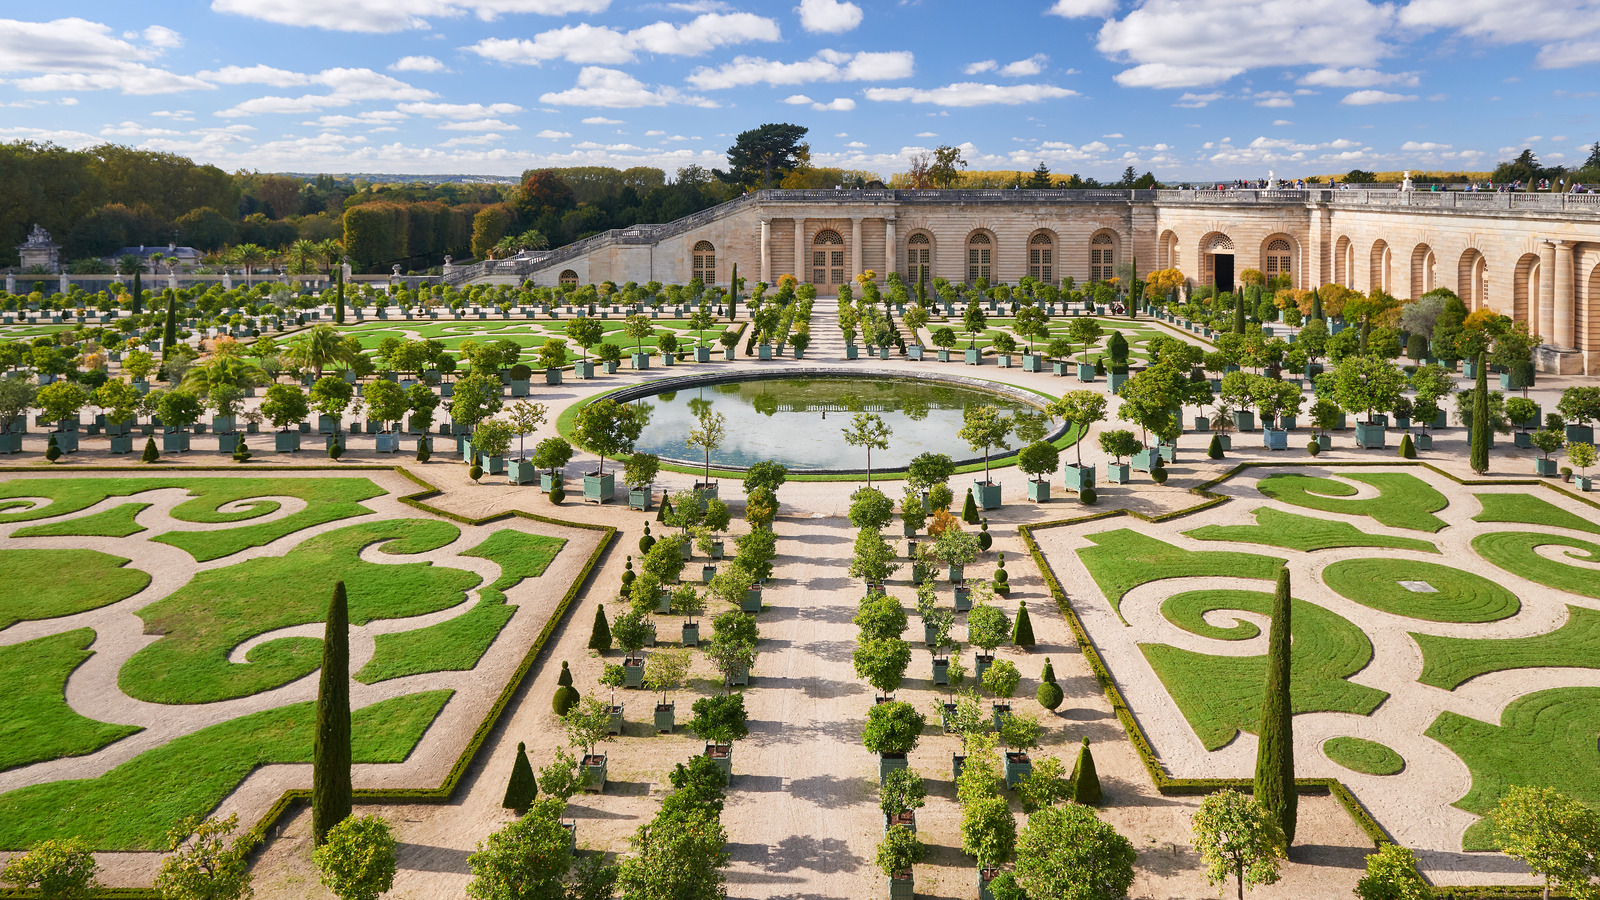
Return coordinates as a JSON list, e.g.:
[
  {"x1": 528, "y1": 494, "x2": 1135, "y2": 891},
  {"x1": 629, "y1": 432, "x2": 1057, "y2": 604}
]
[{"x1": 629, "y1": 375, "x2": 1045, "y2": 471}]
